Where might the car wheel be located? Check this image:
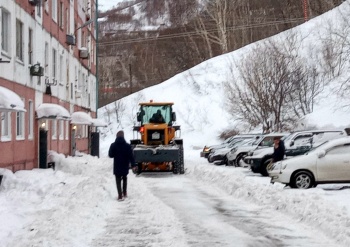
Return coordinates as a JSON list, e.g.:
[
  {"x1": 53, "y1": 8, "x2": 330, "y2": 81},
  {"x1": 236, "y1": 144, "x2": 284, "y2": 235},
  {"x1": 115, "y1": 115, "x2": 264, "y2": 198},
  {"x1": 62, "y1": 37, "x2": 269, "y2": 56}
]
[
  {"x1": 226, "y1": 159, "x2": 233, "y2": 166},
  {"x1": 207, "y1": 156, "x2": 213, "y2": 163},
  {"x1": 290, "y1": 171, "x2": 314, "y2": 189},
  {"x1": 235, "y1": 153, "x2": 245, "y2": 167},
  {"x1": 224, "y1": 156, "x2": 229, "y2": 166}
]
